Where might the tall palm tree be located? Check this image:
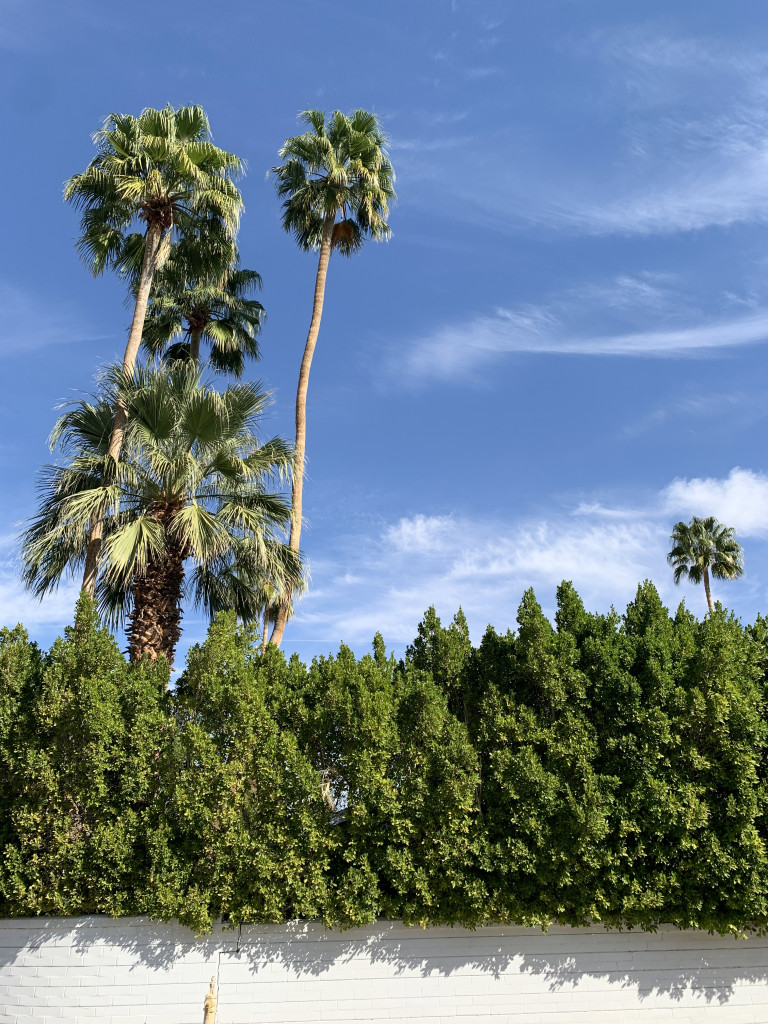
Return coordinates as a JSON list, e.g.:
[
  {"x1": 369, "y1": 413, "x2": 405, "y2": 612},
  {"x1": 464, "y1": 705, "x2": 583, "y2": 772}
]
[
  {"x1": 21, "y1": 364, "x2": 304, "y2": 666},
  {"x1": 667, "y1": 516, "x2": 744, "y2": 614},
  {"x1": 268, "y1": 108, "x2": 396, "y2": 646},
  {"x1": 65, "y1": 105, "x2": 244, "y2": 595}
]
